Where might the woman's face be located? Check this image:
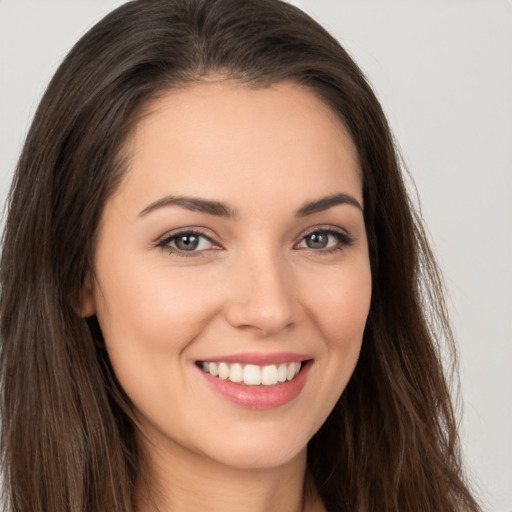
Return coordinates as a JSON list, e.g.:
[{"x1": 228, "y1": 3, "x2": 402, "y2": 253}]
[{"x1": 84, "y1": 81, "x2": 371, "y2": 470}]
